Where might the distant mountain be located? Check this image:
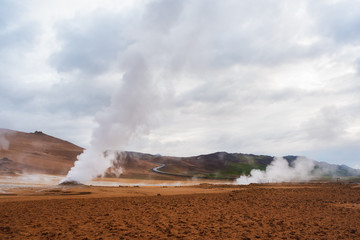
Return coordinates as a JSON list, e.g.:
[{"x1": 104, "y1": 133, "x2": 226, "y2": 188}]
[
  {"x1": 106, "y1": 151, "x2": 272, "y2": 179},
  {"x1": 112, "y1": 151, "x2": 360, "y2": 179},
  {"x1": 312, "y1": 161, "x2": 360, "y2": 178},
  {"x1": 1, "y1": 128, "x2": 359, "y2": 179}
]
